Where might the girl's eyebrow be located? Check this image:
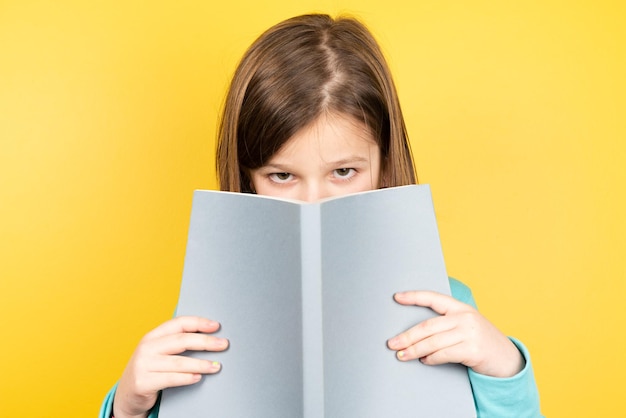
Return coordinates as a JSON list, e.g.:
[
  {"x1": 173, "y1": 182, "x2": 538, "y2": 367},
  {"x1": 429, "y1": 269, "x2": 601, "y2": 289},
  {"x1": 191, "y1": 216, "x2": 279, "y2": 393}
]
[
  {"x1": 326, "y1": 156, "x2": 370, "y2": 166},
  {"x1": 257, "y1": 162, "x2": 292, "y2": 172},
  {"x1": 262, "y1": 156, "x2": 371, "y2": 171}
]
